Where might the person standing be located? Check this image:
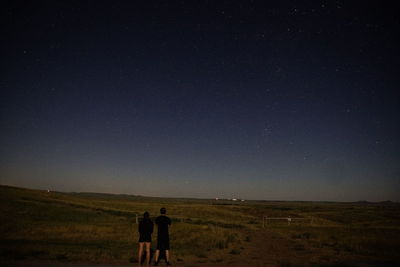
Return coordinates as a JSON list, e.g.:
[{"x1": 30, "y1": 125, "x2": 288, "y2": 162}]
[
  {"x1": 138, "y1": 211, "x2": 153, "y2": 267},
  {"x1": 154, "y1": 207, "x2": 171, "y2": 266}
]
